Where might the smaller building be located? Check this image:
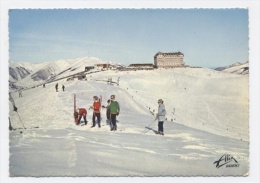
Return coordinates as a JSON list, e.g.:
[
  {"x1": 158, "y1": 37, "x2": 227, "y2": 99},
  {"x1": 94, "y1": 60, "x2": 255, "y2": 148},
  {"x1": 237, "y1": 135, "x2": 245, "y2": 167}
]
[
  {"x1": 127, "y1": 63, "x2": 154, "y2": 71},
  {"x1": 96, "y1": 64, "x2": 111, "y2": 69},
  {"x1": 78, "y1": 74, "x2": 86, "y2": 80},
  {"x1": 128, "y1": 64, "x2": 154, "y2": 69},
  {"x1": 85, "y1": 66, "x2": 95, "y2": 72}
]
